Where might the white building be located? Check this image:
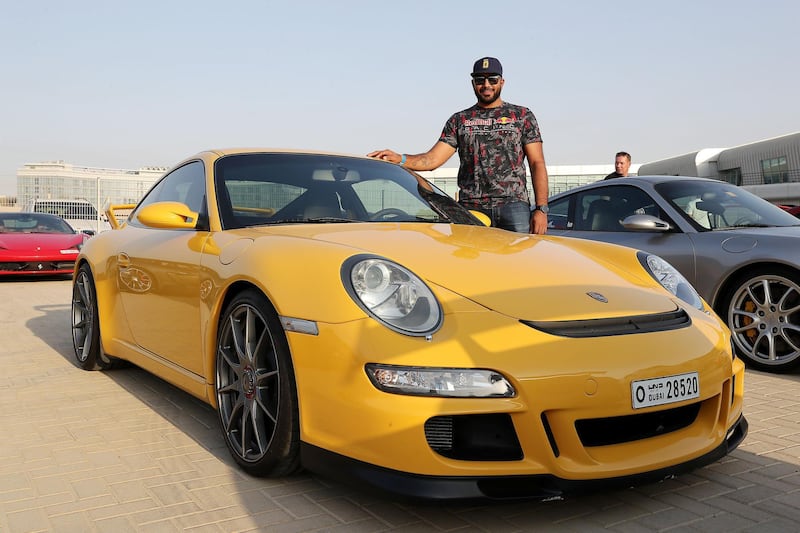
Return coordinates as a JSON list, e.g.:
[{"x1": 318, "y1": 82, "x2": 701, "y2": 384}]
[
  {"x1": 637, "y1": 132, "x2": 800, "y2": 204},
  {"x1": 16, "y1": 133, "x2": 800, "y2": 210},
  {"x1": 16, "y1": 161, "x2": 168, "y2": 214}
]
